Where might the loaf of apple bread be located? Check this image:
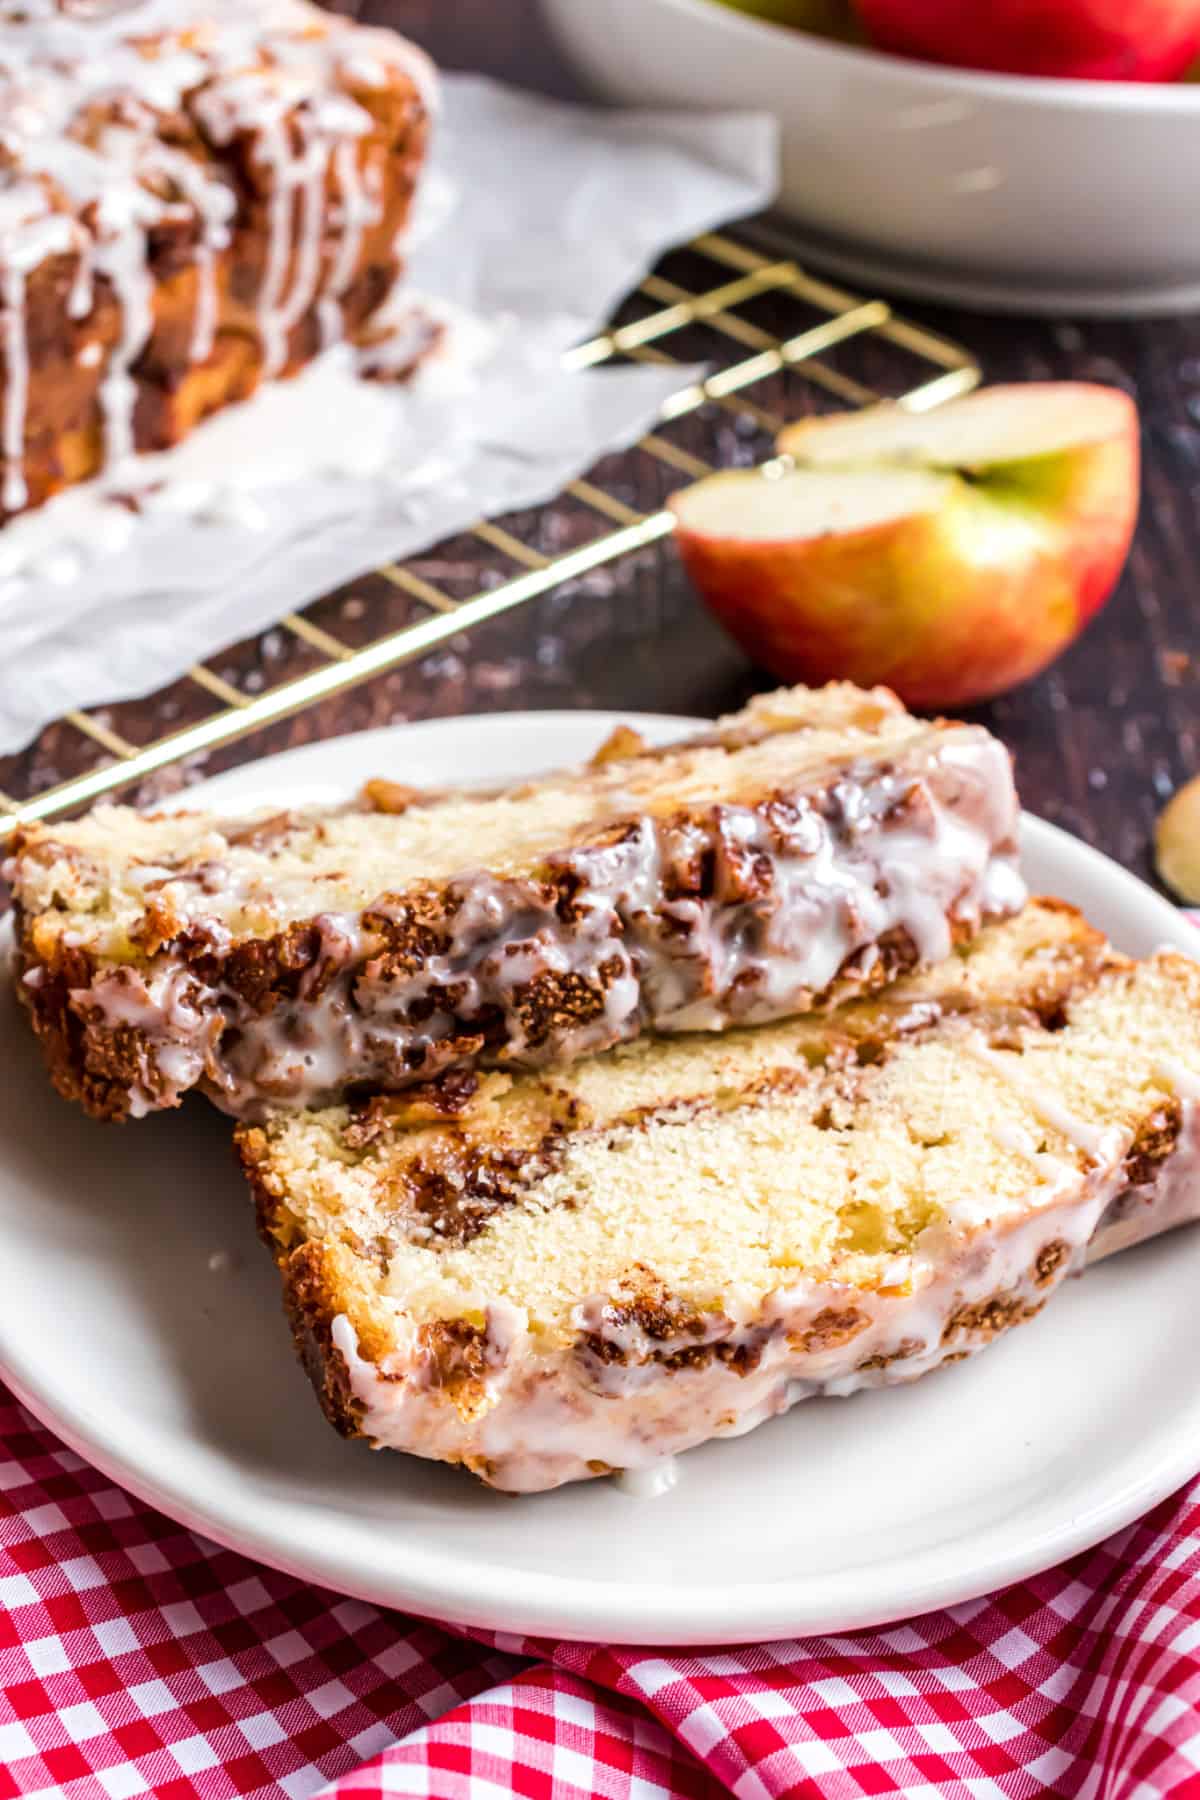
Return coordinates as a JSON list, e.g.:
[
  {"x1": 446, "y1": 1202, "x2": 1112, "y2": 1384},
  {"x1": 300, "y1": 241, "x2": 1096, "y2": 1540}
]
[
  {"x1": 0, "y1": 0, "x2": 434, "y2": 522},
  {"x1": 238, "y1": 900, "x2": 1200, "y2": 1492},
  {"x1": 8, "y1": 683, "x2": 1025, "y2": 1122}
]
